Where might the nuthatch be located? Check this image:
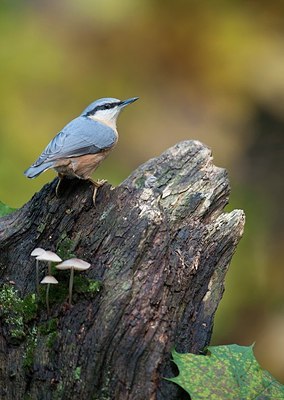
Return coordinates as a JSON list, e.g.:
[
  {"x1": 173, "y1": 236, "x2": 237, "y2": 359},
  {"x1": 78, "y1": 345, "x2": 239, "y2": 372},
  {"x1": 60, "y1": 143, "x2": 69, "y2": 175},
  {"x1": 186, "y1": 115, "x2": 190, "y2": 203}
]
[{"x1": 24, "y1": 97, "x2": 138, "y2": 202}]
